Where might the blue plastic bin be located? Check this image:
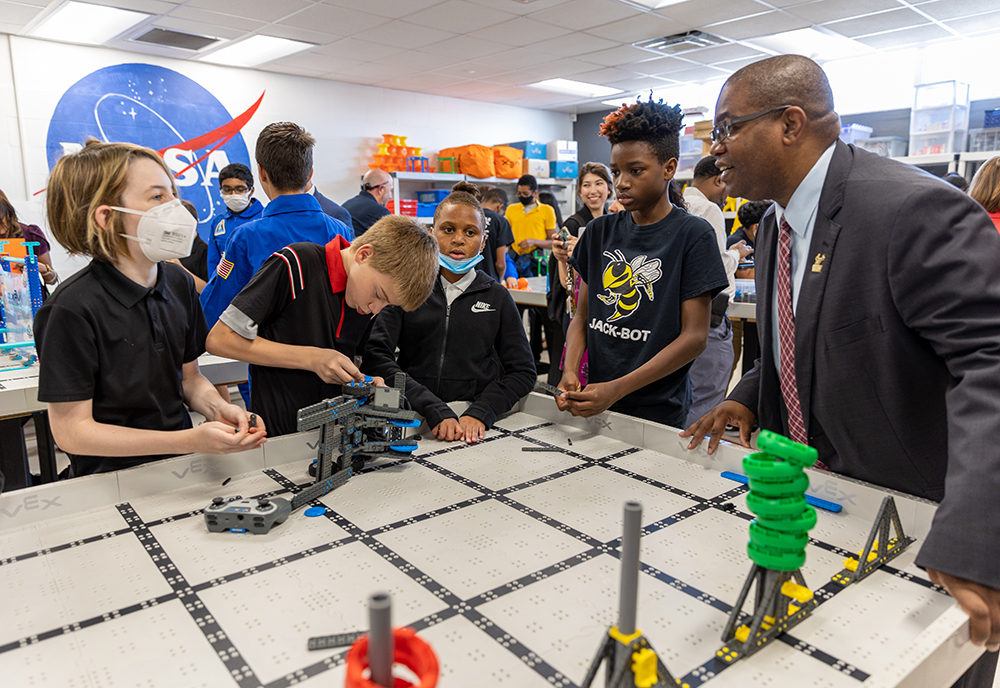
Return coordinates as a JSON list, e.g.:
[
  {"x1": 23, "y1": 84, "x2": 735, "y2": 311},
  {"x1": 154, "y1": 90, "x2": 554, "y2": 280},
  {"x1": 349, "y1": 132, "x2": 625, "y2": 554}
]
[
  {"x1": 417, "y1": 202, "x2": 439, "y2": 218},
  {"x1": 416, "y1": 189, "x2": 450, "y2": 203},
  {"x1": 550, "y1": 161, "x2": 578, "y2": 179}
]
